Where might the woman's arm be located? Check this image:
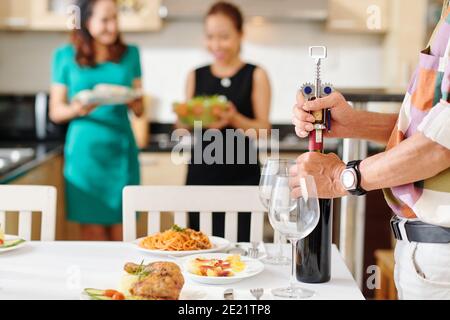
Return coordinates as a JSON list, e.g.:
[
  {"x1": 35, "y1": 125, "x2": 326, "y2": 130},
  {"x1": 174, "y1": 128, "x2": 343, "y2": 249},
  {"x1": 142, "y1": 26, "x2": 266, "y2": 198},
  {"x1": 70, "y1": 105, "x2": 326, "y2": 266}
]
[
  {"x1": 186, "y1": 70, "x2": 195, "y2": 101},
  {"x1": 128, "y1": 79, "x2": 144, "y2": 117},
  {"x1": 229, "y1": 67, "x2": 272, "y2": 137},
  {"x1": 174, "y1": 71, "x2": 195, "y2": 130},
  {"x1": 49, "y1": 84, "x2": 95, "y2": 124},
  {"x1": 129, "y1": 78, "x2": 149, "y2": 148}
]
